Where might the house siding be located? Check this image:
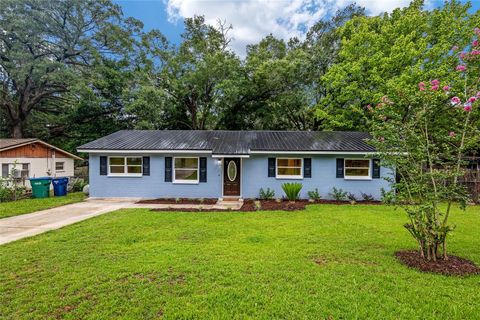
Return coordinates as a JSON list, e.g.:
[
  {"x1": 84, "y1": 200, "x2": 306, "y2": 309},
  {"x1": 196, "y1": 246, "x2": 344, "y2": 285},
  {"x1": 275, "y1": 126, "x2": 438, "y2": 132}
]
[
  {"x1": 242, "y1": 154, "x2": 393, "y2": 200},
  {"x1": 89, "y1": 154, "x2": 222, "y2": 198},
  {"x1": 88, "y1": 153, "x2": 392, "y2": 200}
]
